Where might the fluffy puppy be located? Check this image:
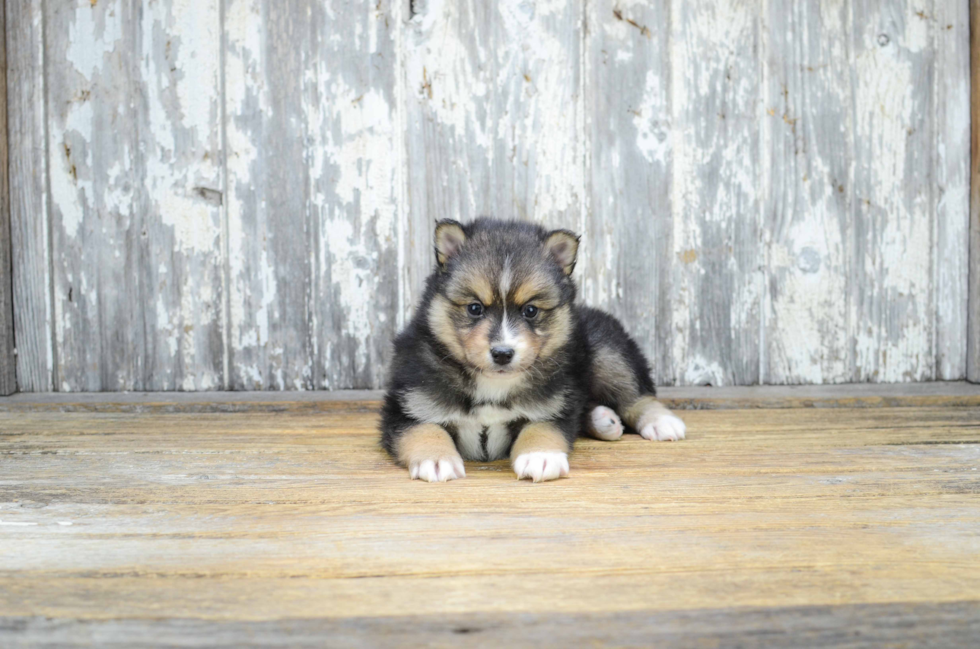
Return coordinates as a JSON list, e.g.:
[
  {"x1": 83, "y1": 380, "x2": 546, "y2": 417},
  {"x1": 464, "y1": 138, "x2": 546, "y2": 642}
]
[{"x1": 381, "y1": 218, "x2": 686, "y2": 482}]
